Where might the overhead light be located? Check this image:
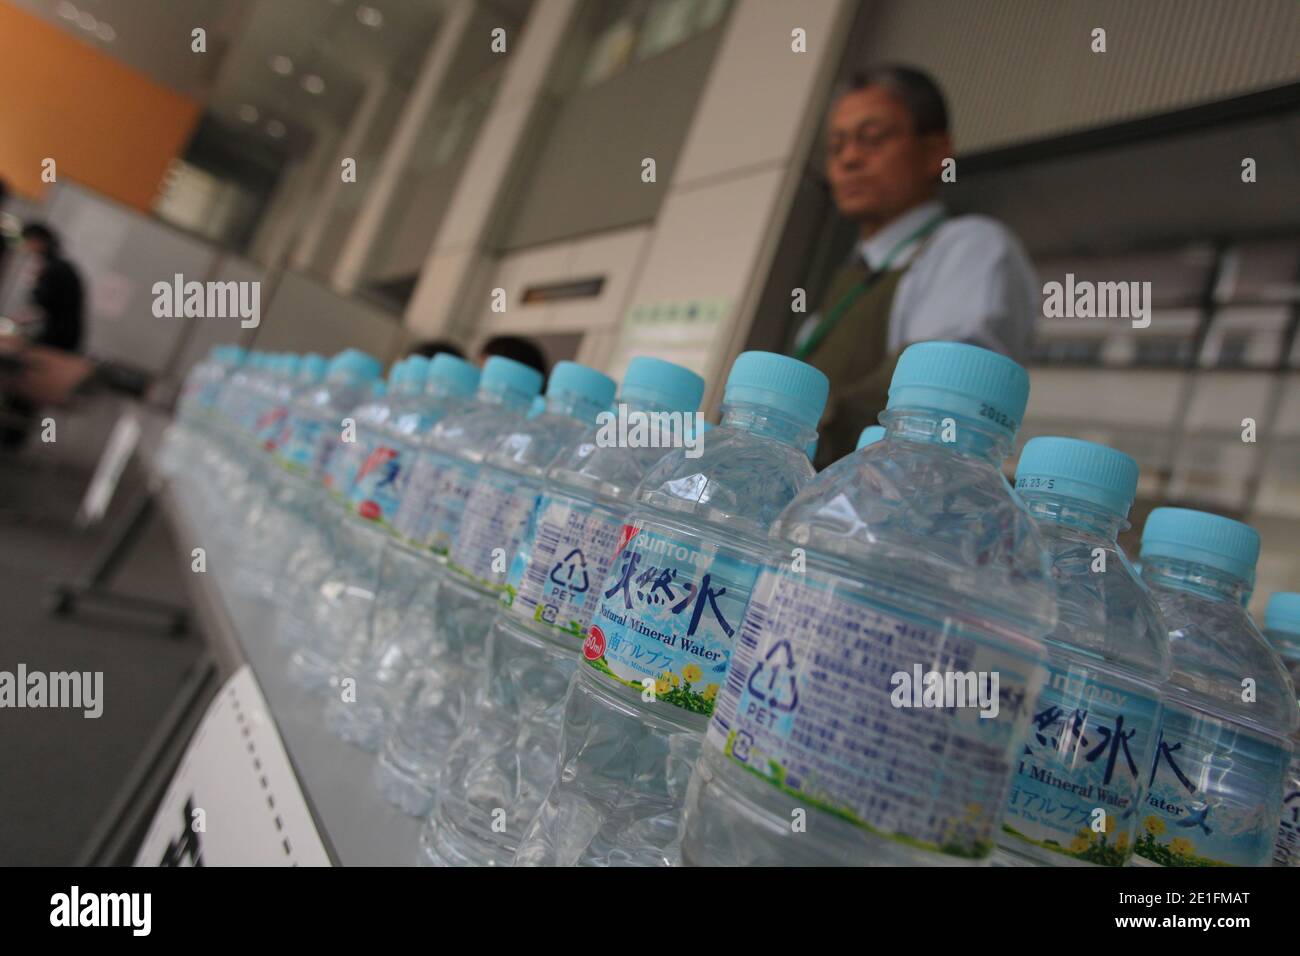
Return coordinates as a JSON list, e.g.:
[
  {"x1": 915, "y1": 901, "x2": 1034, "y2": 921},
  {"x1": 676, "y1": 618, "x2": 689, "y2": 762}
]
[
  {"x1": 76, "y1": 10, "x2": 96, "y2": 30},
  {"x1": 56, "y1": 2, "x2": 78, "y2": 21},
  {"x1": 301, "y1": 74, "x2": 325, "y2": 95},
  {"x1": 269, "y1": 54, "x2": 294, "y2": 76},
  {"x1": 266, "y1": 119, "x2": 287, "y2": 139},
  {"x1": 356, "y1": 5, "x2": 383, "y2": 29},
  {"x1": 238, "y1": 104, "x2": 259, "y2": 123},
  {"x1": 96, "y1": 22, "x2": 115, "y2": 42}
]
